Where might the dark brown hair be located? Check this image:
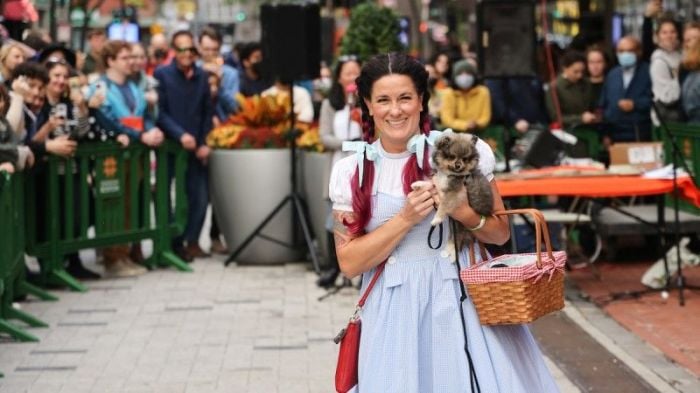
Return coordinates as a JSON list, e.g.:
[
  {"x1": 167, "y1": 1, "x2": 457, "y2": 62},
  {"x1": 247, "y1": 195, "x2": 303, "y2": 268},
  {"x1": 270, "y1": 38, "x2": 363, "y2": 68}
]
[{"x1": 346, "y1": 52, "x2": 432, "y2": 235}]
